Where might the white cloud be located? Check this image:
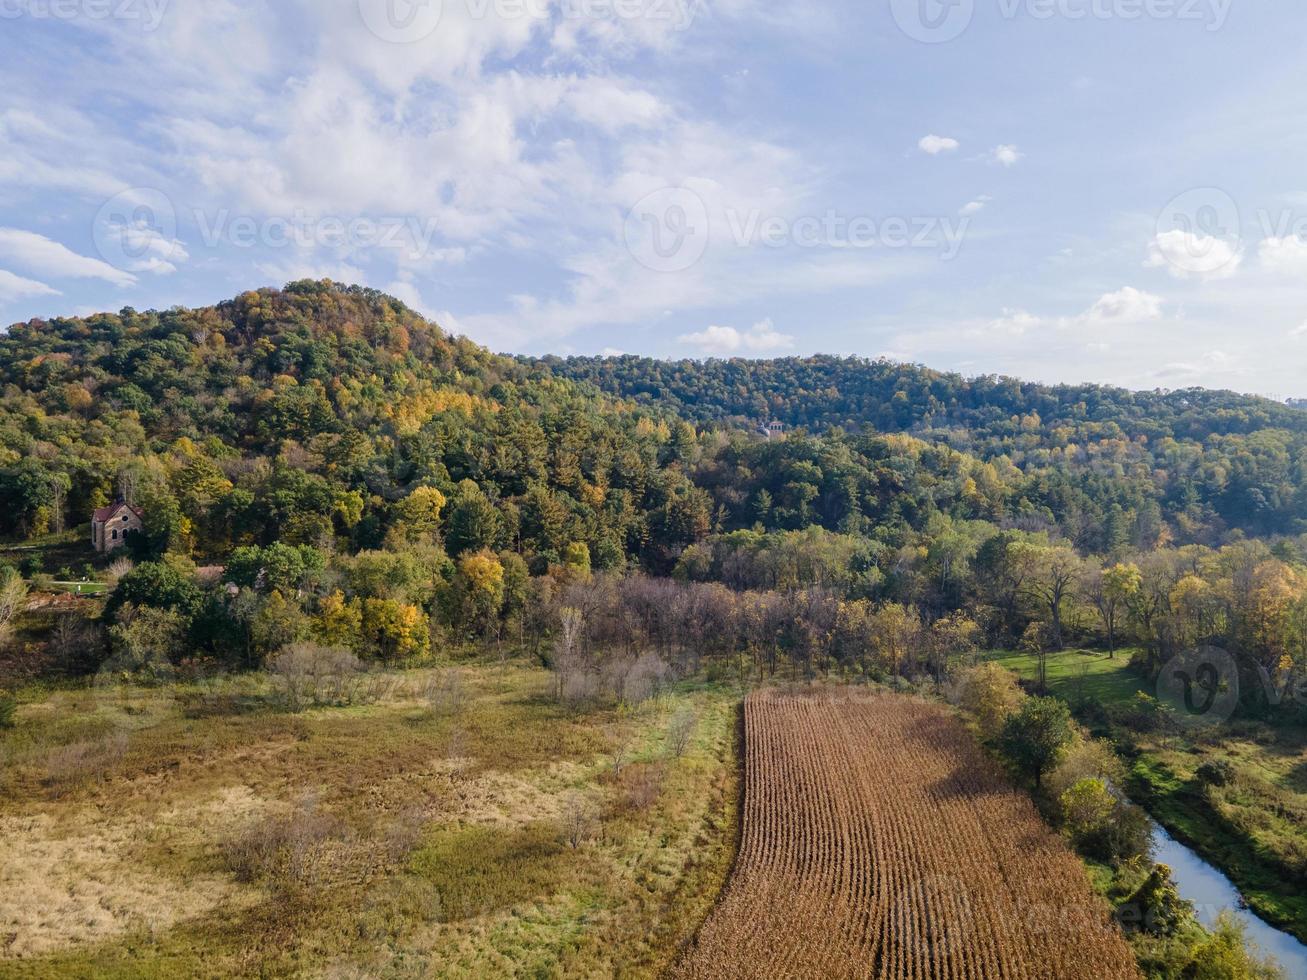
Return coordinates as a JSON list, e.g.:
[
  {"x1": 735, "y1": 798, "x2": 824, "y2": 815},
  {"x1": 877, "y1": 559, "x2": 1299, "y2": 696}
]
[
  {"x1": 919, "y1": 134, "x2": 959, "y2": 155},
  {"x1": 0, "y1": 228, "x2": 135, "y2": 286},
  {"x1": 1290, "y1": 321, "x2": 1307, "y2": 339},
  {"x1": 985, "y1": 287, "x2": 1162, "y2": 335},
  {"x1": 678, "y1": 318, "x2": 795, "y2": 355},
  {"x1": 1153, "y1": 350, "x2": 1244, "y2": 382},
  {"x1": 987, "y1": 308, "x2": 1044, "y2": 335},
  {"x1": 992, "y1": 144, "x2": 1022, "y2": 166},
  {"x1": 564, "y1": 78, "x2": 671, "y2": 133},
  {"x1": 959, "y1": 195, "x2": 991, "y2": 216},
  {"x1": 0, "y1": 269, "x2": 60, "y2": 304},
  {"x1": 1085, "y1": 286, "x2": 1163, "y2": 323},
  {"x1": 1146, "y1": 229, "x2": 1242, "y2": 280},
  {"x1": 1259, "y1": 236, "x2": 1307, "y2": 276},
  {"x1": 383, "y1": 279, "x2": 434, "y2": 317}
]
